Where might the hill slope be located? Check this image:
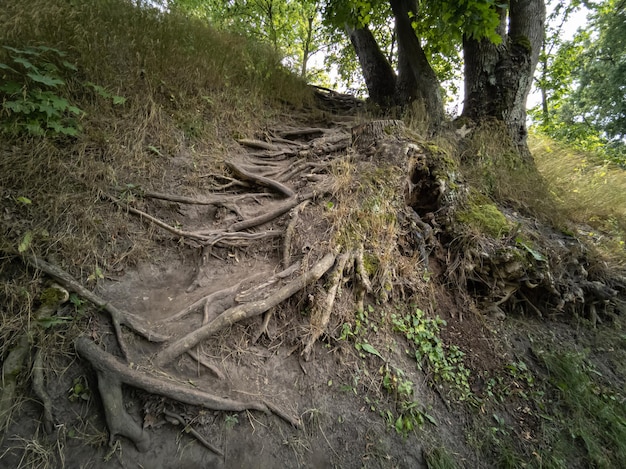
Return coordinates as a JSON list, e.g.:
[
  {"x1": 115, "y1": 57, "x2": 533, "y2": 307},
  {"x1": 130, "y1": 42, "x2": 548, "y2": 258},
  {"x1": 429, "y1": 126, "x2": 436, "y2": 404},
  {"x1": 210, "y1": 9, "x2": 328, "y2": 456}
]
[{"x1": 1, "y1": 1, "x2": 625, "y2": 468}]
